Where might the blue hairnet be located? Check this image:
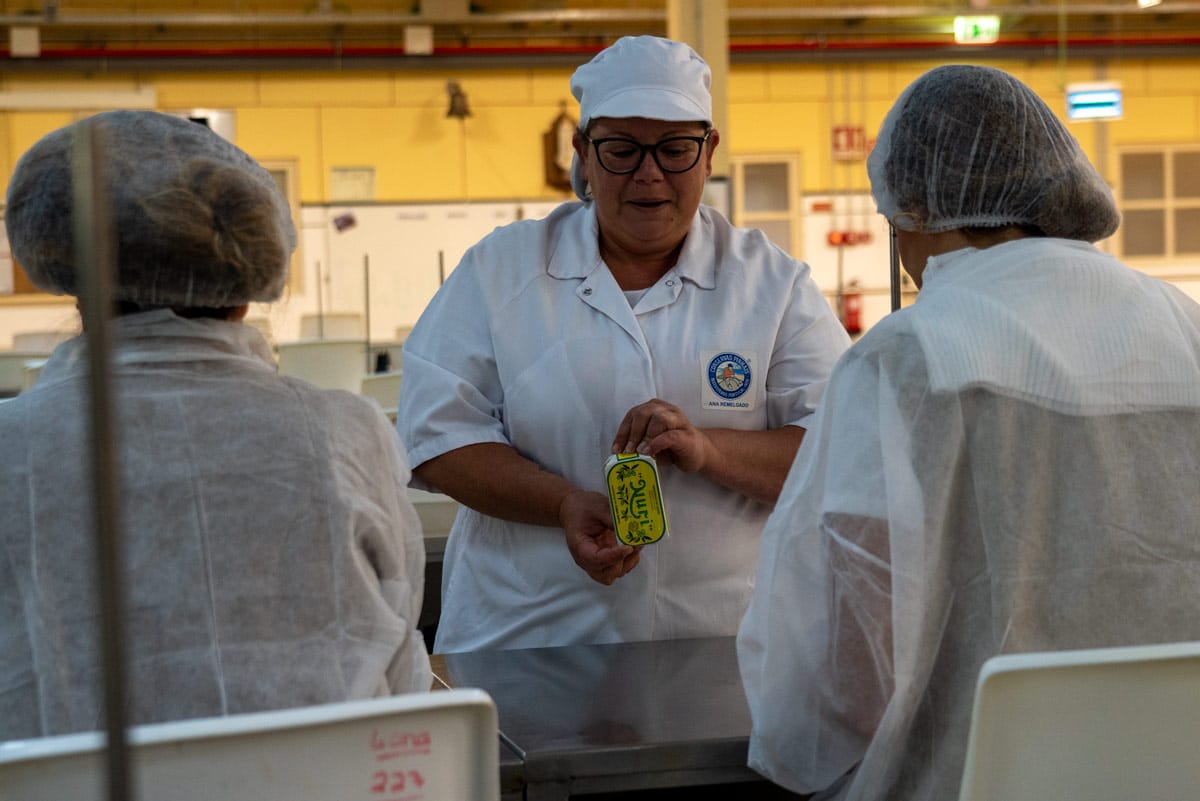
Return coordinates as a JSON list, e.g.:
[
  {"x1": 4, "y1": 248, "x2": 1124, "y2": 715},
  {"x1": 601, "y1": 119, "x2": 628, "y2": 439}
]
[
  {"x1": 868, "y1": 65, "x2": 1119, "y2": 242},
  {"x1": 5, "y1": 110, "x2": 296, "y2": 307}
]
